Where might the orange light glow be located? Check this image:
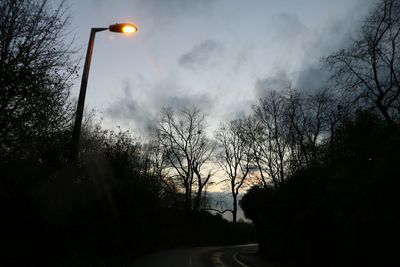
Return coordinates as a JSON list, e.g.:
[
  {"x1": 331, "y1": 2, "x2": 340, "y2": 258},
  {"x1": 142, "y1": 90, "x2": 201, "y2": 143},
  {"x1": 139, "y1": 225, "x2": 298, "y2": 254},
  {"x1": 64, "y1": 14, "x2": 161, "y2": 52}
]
[{"x1": 122, "y1": 25, "x2": 137, "y2": 33}]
